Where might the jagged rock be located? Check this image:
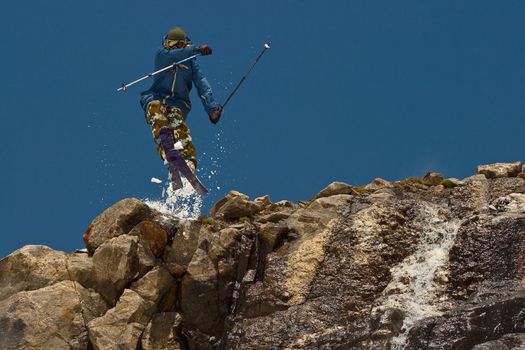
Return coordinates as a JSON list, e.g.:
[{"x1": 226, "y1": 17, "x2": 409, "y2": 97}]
[
  {"x1": 256, "y1": 211, "x2": 290, "y2": 224},
  {"x1": 0, "y1": 280, "x2": 107, "y2": 350},
  {"x1": 210, "y1": 191, "x2": 242, "y2": 216},
  {"x1": 150, "y1": 212, "x2": 180, "y2": 240},
  {"x1": 162, "y1": 249, "x2": 186, "y2": 277},
  {"x1": 163, "y1": 220, "x2": 202, "y2": 275},
  {"x1": 88, "y1": 289, "x2": 153, "y2": 350},
  {"x1": 5, "y1": 162, "x2": 525, "y2": 350},
  {"x1": 314, "y1": 181, "x2": 355, "y2": 199},
  {"x1": 131, "y1": 266, "x2": 175, "y2": 307},
  {"x1": 449, "y1": 174, "x2": 490, "y2": 214},
  {"x1": 179, "y1": 224, "x2": 254, "y2": 342},
  {"x1": 211, "y1": 191, "x2": 263, "y2": 219},
  {"x1": 210, "y1": 191, "x2": 246, "y2": 216},
  {"x1": 128, "y1": 220, "x2": 168, "y2": 257},
  {"x1": 256, "y1": 220, "x2": 288, "y2": 259},
  {"x1": 67, "y1": 252, "x2": 95, "y2": 289},
  {"x1": 180, "y1": 248, "x2": 221, "y2": 336},
  {"x1": 137, "y1": 238, "x2": 156, "y2": 276},
  {"x1": 83, "y1": 198, "x2": 153, "y2": 254},
  {"x1": 254, "y1": 195, "x2": 272, "y2": 207},
  {"x1": 448, "y1": 209, "x2": 525, "y2": 297},
  {"x1": 185, "y1": 328, "x2": 218, "y2": 350},
  {"x1": 477, "y1": 161, "x2": 522, "y2": 179},
  {"x1": 370, "y1": 307, "x2": 404, "y2": 339},
  {"x1": 228, "y1": 195, "x2": 425, "y2": 349},
  {"x1": 365, "y1": 178, "x2": 393, "y2": 191},
  {"x1": 472, "y1": 333, "x2": 525, "y2": 349},
  {"x1": 239, "y1": 202, "x2": 343, "y2": 325},
  {"x1": 274, "y1": 199, "x2": 295, "y2": 207},
  {"x1": 140, "y1": 312, "x2": 182, "y2": 350},
  {"x1": 157, "y1": 283, "x2": 178, "y2": 312},
  {"x1": 421, "y1": 172, "x2": 444, "y2": 186},
  {"x1": 0, "y1": 245, "x2": 68, "y2": 301},
  {"x1": 308, "y1": 194, "x2": 352, "y2": 210},
  {"x1": 92, "y1": 235, "x2": 141, "y2": 305},
  {"x1": 282, "y1": 206, "x2": 344, "y2": 305},
  {"x1": 519, "y1": 172, "x2": 525, "y2": 180},
  {"x1": 492, "y1": 193, "x2": 525, "y2": 213},
  {"x1": 0, "y1": 247, "x2": 95, "y2": 303},
  {"x1": 207, "y1": 227, "x2": 243, "y2": 262},
  {"x1": 406, "y1": 282, "x2": 525, "y2": 350},
  {"x1": 229, "y1": 222, "x2": 247, "y2": 229},
  {"x1": 489, "y1": 177, "x2": 525, "y2": 200}
]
